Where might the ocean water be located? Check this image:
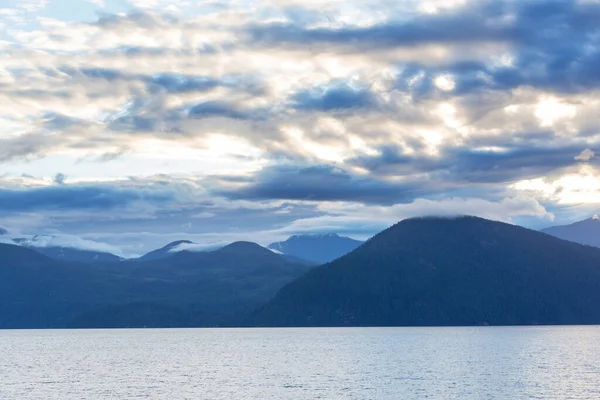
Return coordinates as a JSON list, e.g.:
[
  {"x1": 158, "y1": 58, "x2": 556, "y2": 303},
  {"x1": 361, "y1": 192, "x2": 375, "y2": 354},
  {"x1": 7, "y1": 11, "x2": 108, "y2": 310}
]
[{"x1": 1, "y1": 326, "x2": 599, "y2": 399}]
